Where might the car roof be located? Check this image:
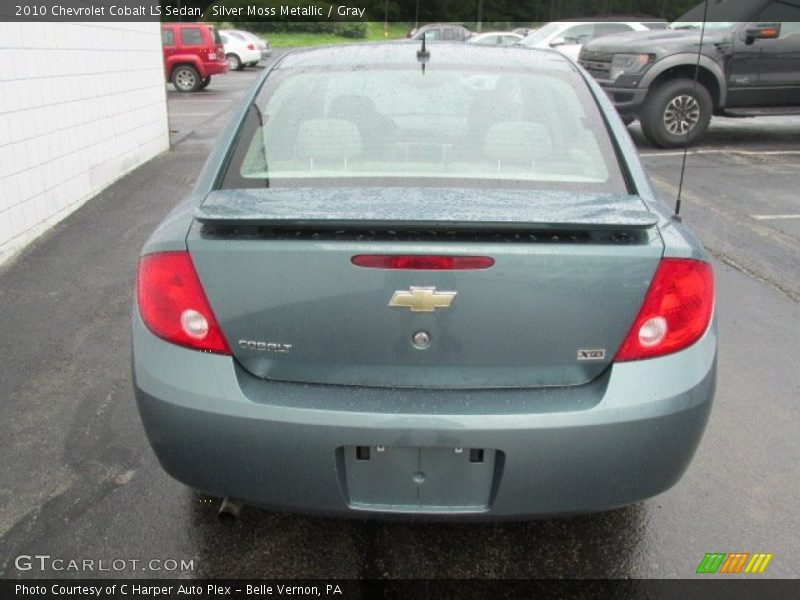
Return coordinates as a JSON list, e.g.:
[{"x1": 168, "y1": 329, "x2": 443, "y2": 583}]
[
  {"x1": 276, "y1": 41, "x2": 574, "y2": 71},
  {"x1": 162, "y1": 23, "x2": 215, "y2": 30},
  {"x1": 556, "y1": 16, "x2": 665, "y2": 23},
  {"x1": 416, "y1": 23, "x2": 469, "y2": 30},
  {"x1": 472, "y1": 32, "x2": 522, "y2": 37}
]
